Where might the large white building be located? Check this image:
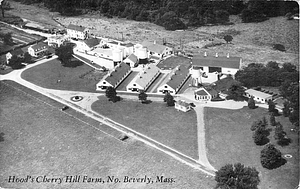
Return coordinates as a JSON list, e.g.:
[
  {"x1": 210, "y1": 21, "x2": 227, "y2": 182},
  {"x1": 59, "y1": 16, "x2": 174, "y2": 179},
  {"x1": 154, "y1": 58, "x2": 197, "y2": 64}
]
[
  {"x1": 28, "y1": 42, "x2": 48, "y2": 57},
  {"x1": 245, "y1": 89, "x2": 273, "y2": 103},
  {"x1": 66, "y1": 24, "x2": 89, "y2": 40},
  {"x1": 47, "y1": 35, "x2": 68, "y2": 48},
  {"x1": 191, "y1": 52, "x2": 241, "y2": 84},
  {"x1": 140, "y1": 41, "x2": 173, "y2": 59}
]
